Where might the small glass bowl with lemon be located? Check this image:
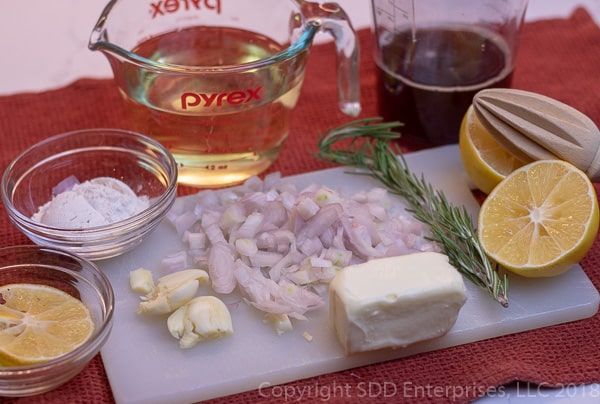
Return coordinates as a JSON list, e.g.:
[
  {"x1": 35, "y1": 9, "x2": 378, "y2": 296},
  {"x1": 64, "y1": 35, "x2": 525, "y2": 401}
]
[{"x1": 0, "y1": 245, "x2": 114, "y2": 397}]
